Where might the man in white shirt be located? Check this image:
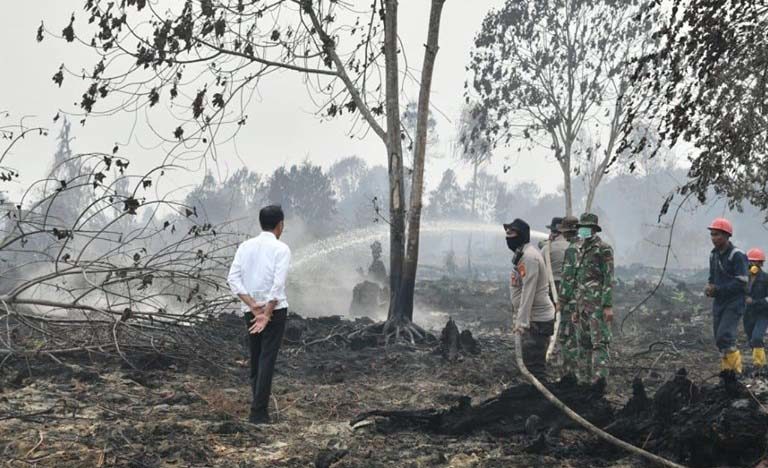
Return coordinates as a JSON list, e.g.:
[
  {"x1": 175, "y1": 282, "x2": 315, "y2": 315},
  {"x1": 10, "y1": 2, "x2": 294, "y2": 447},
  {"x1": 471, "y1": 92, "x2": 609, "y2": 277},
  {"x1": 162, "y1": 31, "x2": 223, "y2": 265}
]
[{"x1": 227, "y1": 205, "x2": 291, "y2": 425}]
